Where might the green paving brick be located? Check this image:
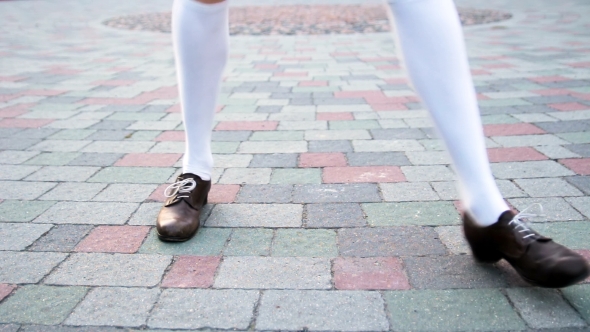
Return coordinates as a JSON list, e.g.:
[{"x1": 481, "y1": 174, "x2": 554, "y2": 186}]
[
  {"x1": 224, "y1": 228, "x2": 273, "y2": 256},
  {"x1": 557, "y1": 132, "x2": 590, "y2": 144},
  {"x1": 270, "y1": 168, "x2": 322, "y2": 184},
  {"x1": 211, "y1": 142, "x2": 240, "y2": 154},
  {"x1": 139, "y1": 228, "x2": 231, "y2": 255},
  {"x1": 48, "y1": 129, "x2": 96, "y2": 140},
  {"x1": 0, "y1": 285, "x2": 88, "y2": 325},
  {"x1": 329, "y1": 120, "x2": 380, "y2": 130},
  {"x1": 23, "y1": 152, "x2": 81, "y2": 166},
  {"x1": 561, "y1": 284, "x2": 590, "y2": 323},
  {"x1": 481, "y1": 114, "x2": 520, "y2": 125},
  {"x1": 272, "y1": 229, "x2": 337, "y2": 257},
  {"x1": 106, "y1": 113, "x2": 164, "y2": 121},
  {"x1": 363, "y1": 202, "x2": 460, "y2": 226},
  {"x1": 250, "y1": 131, "x2": 304, "y2": 141},
  {"x1": 532, "y1": 221, "x2": 590, "y2": 249},
  {"x1": 87, "y1": 167, "x2": 175, "y2": 184},
  {"x1": 479, "y1": 98, "x2": 532, "y2": 107},
  {"x1": 384, "y1": 289, "x2": 526, "y2": 331},
  {"x1": 0, "y1": 200, "x2": 56, "y2": 222}
]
